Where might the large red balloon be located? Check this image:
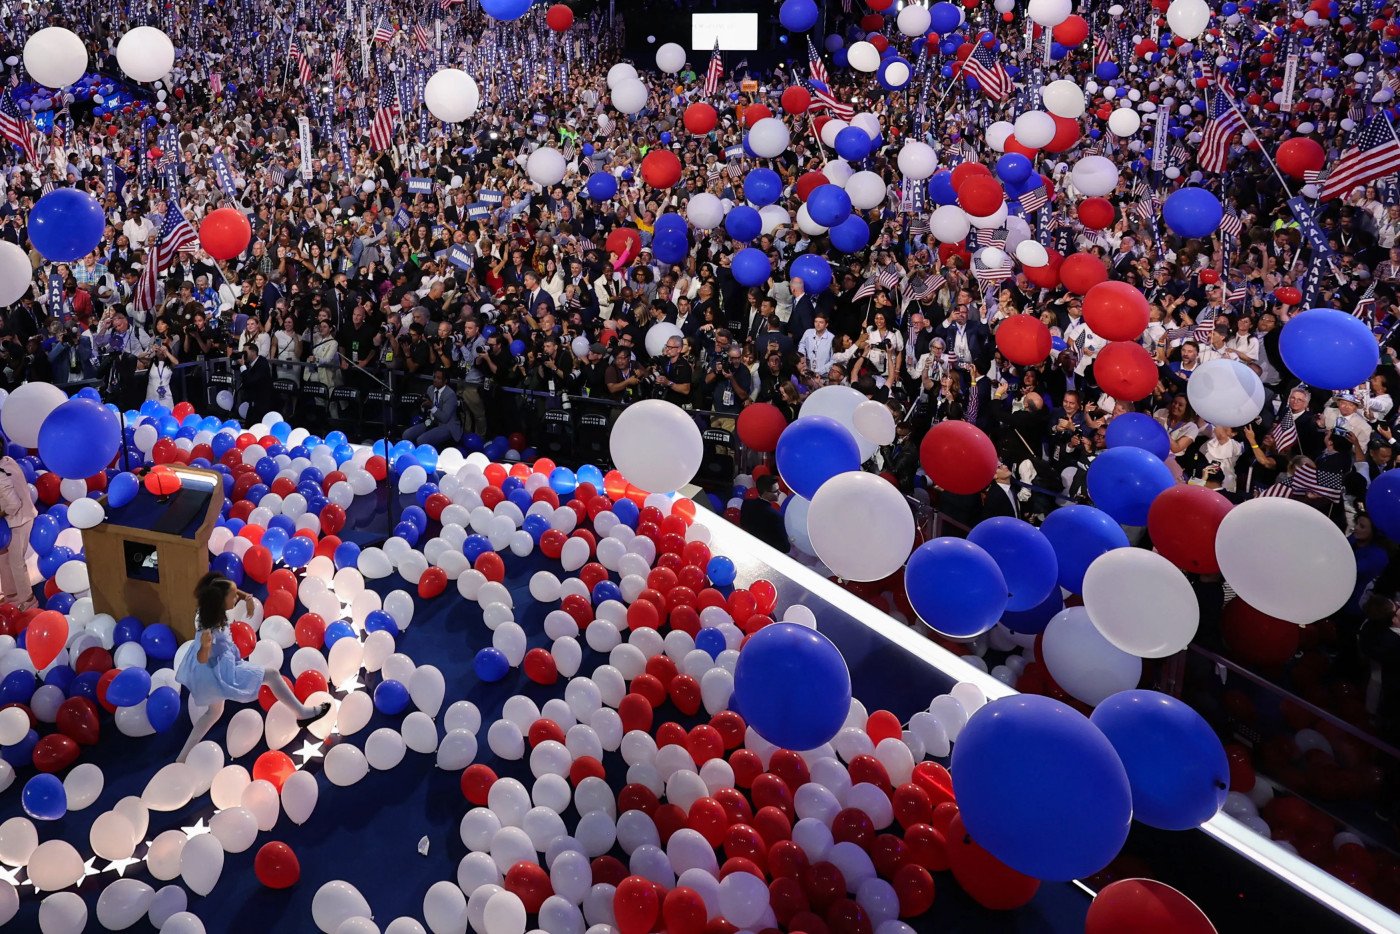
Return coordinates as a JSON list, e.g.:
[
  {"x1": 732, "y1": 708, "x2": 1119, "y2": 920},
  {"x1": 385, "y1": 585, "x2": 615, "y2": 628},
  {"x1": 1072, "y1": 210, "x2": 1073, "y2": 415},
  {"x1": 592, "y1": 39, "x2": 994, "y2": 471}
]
[
  {"x1": 1147, "y1": 484, "x2": 1232, "y2": 574},
  {"x1": 26, "y1": 610, "x2": 67, "y2": 670},
  {"x1": 254, "y1": 841, "x2": 301, "y2": 888},
  {"x1": 743, "y1": 104, "x2": 772, "y2": 128},
  {"x1": 949, "y1": 162, "x2": 991, "y2": 190},
  {"x1": 781, "y1": 86, "x2": 811, "y2": 114},
  {"x1": 641, "y1": 150, "x2": 682, "y2": 189},
  {"x1": 957, "y1": 176, "x2": 1005, "y2": 216},
  {"x1": 737, "y1": 404, "x2": 789, "y2": 453},
  {"x1": 613, "y1": 876, "x2": 660, "y2": 934},
  {"x1": 253, "y1": 751, "x2": 296, "y2": 791},
  {"x1": 1221, "y1": 598, "x2": 1301, "y2": 668},
  {"x1": 1077, "y1": 197, "x2": 1115, "y2": 230},
  {"x1": 1059, "y1": 253, "x2": 1109, "y2": 294},
  {"x1": 418, "y1": 567, "x2": 448, "y2": 599},
  {"x1": 1275, "y1": 138, "x2": 1326, "y2": 180},
  {"x1": 919, "y1": 421, "x2": 998, "y2": 495},
  {"x1": 199, "y1": 208, "x2": 252, "y2": 261},
  {"x1": 243, "y1": 545, "x2": 273, "y2": 584},
  {"x1": 1052, "y1": 15, "x2": 1089, "y2": 46},
  {"x1": 605, "y1": 227, "x2": 643, "y2": 260},
  {"x1": 946, "y1": 814, "x2": 1040, "y2": 910},
  {"x1": 683, "y1": 103, "x2": 717, "y2": 135},
  {"x1": 1093, "y1": 342, "x2": 1159, "y2": 401},
  {"x1": 1085, "y1": 878, "x2": 1217, "y2": 934},
  {"x1": 796, "y1": 171, "x2": 829, "y2": 201},
  {"x1": 995, "y1": 315, "x2": 1053, "y2": 366},
  {"x1": 1083, "y1": 281, "x2": 1151, "y2": 341},
  {"x1": 1022, "y1": 248, "x2": 1063, "y2": 288},
  {"x1": 1043, "y1": 114, "x2": 1082, "y2": 153},
  {"x1": 545, "y1": 3, "x2": 573, "y2": 30}
]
